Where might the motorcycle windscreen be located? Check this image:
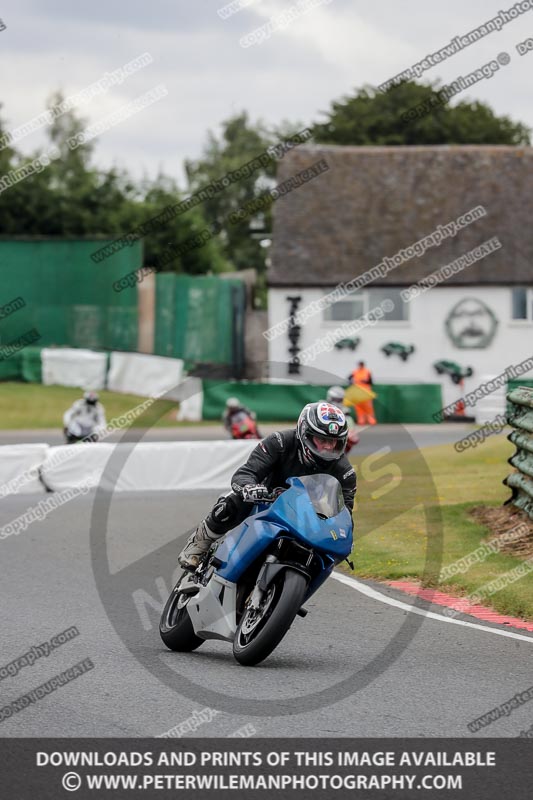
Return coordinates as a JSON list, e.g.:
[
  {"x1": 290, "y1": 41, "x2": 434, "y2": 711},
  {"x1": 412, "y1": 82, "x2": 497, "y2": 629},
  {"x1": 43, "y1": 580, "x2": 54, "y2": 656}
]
[{"x1": 289, "y1": 474, "x2": 344, "y2": 519}]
